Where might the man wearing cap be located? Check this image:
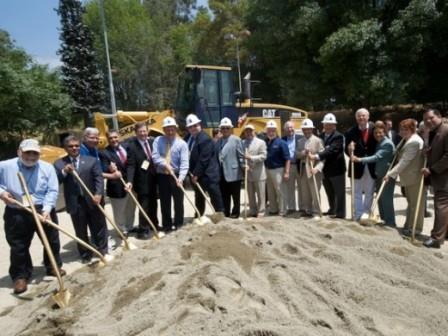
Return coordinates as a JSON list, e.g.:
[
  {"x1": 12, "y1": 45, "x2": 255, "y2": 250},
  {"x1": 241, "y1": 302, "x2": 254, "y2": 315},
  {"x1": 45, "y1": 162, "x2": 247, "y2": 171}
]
[
  {"x1": 282, "y1": 121, "x2": 303, "y2": 215},
  {"x1": 0, "y1": 139, "x2": 65, "y2": 294},
  {"x1": 185, "y1": 114, "x2": 224, "y2": 216},
  {"x1": 126, "y1": 122, "x2": 159, "y2": 239},
  {"x1": 54, "y1": 135, "x2": 109, "y2": 262},
  {"x1": 265, "y1": 120, "x2": 290, "y2": 216},
  {"x1": 309, "y1": 113, "x2": 346, "y2": 219},
  {"x1": 296, "y1": 119, "x2": 324, "y2": 218},
  {"x1": 217, "y1": 117, "x2": 245, "y2": 218},
  {"x1": 345, "y1": 108, "x2": 377, "y2": 220},
  {"x1": 242, "y1": 124, "x2": 267, "y2": 217},
  {"x1": 152, "y1": 117, "x2": 189, "y2": 232}
]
